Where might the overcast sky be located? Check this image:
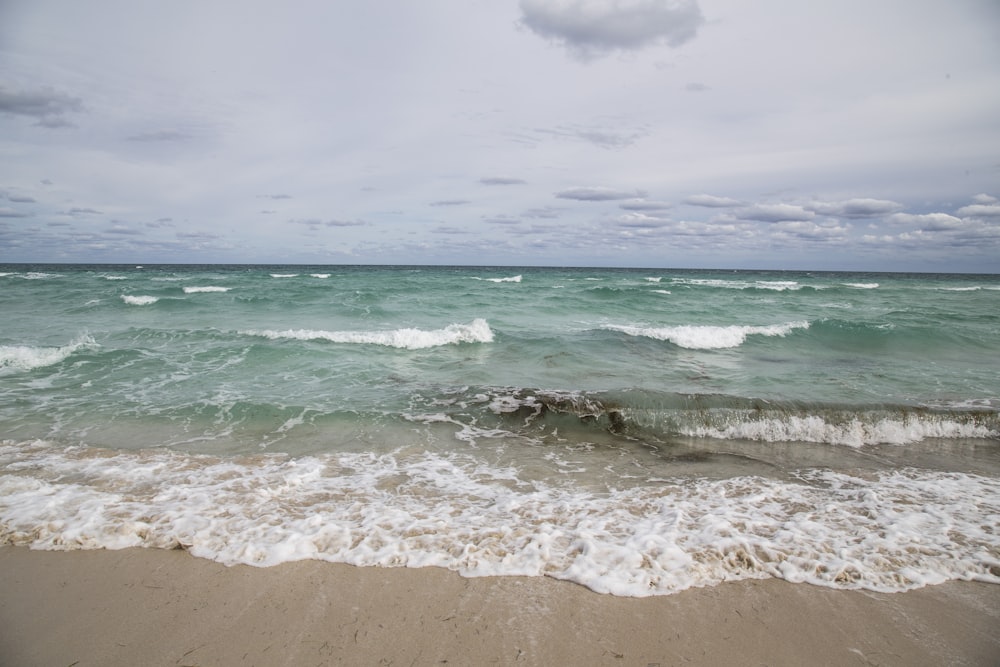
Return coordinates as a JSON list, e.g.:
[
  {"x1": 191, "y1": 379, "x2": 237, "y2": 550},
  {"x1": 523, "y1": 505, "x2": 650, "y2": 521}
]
[{"x1": 2, "y1": 1, "x2": 999, "y2": 271}]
